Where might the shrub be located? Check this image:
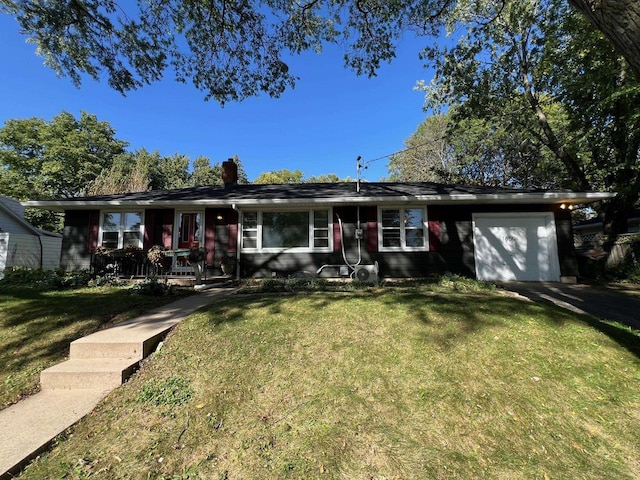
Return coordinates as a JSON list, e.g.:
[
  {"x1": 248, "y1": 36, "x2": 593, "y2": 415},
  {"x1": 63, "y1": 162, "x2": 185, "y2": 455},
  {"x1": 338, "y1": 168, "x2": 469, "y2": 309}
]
[
  {"x1": 0, "y1": 267, "x2": 92, "y2": 290},
  {"x1": 132, "y1": 276, "x2": 173, "y2": 296}
]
